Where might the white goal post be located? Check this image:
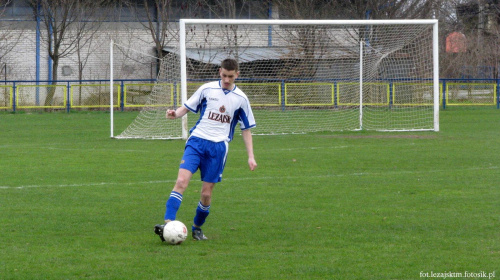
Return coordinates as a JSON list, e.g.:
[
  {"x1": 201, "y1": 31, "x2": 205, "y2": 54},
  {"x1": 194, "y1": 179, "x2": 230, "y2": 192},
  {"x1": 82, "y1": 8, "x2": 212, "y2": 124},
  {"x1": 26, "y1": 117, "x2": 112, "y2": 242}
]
[{"x1": 111, "y1": 19, "x2": 439, "y2": 139}]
